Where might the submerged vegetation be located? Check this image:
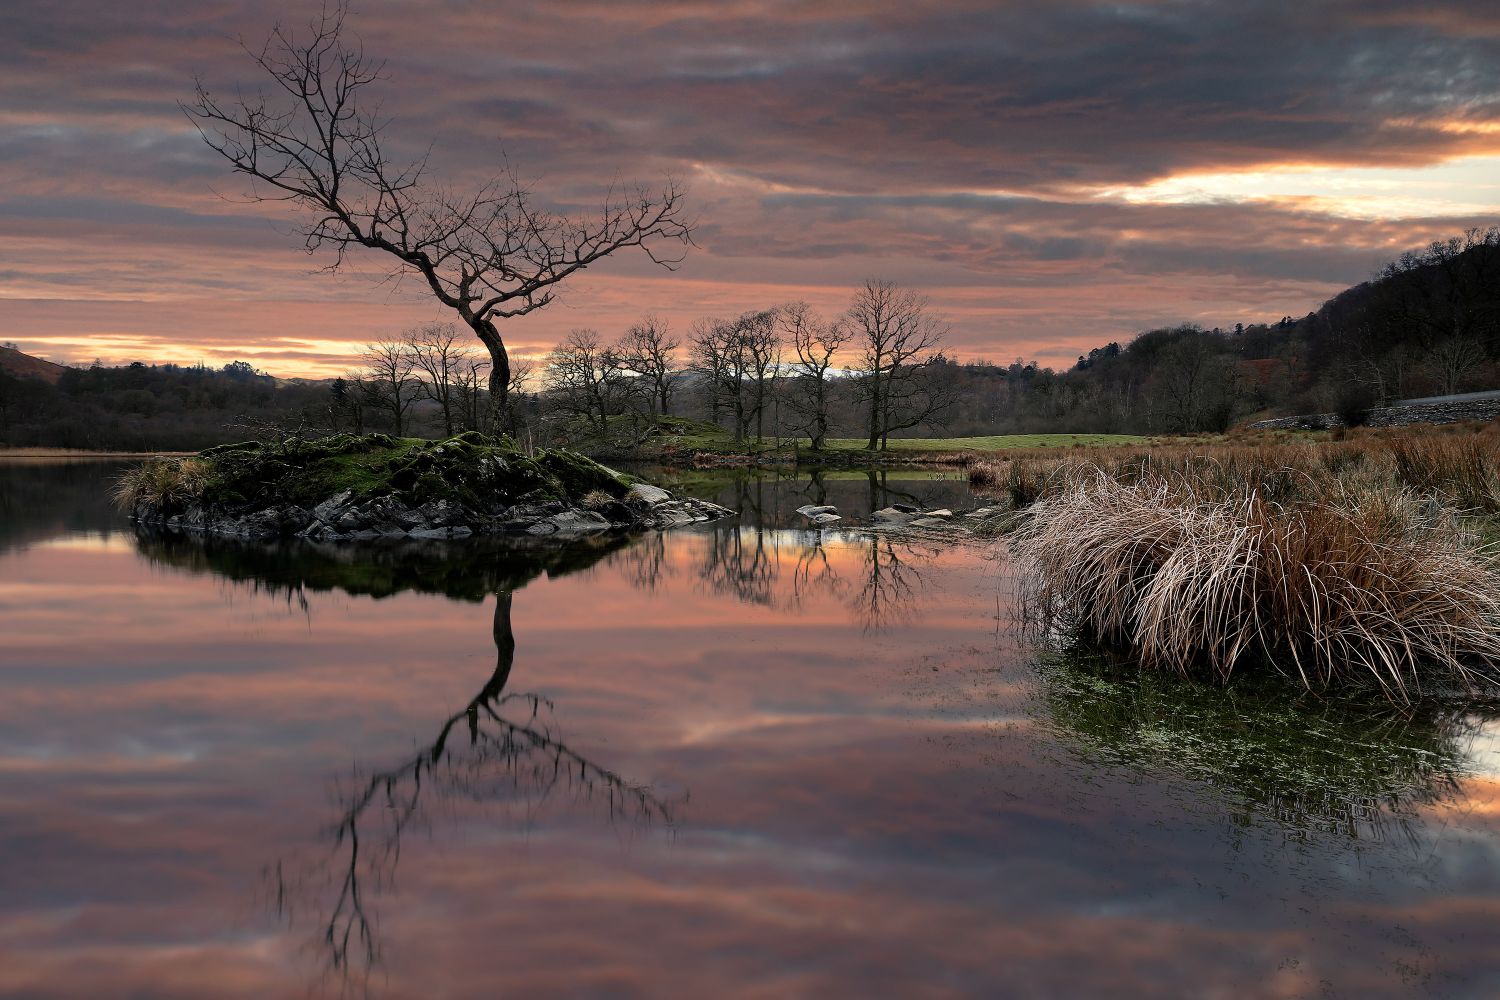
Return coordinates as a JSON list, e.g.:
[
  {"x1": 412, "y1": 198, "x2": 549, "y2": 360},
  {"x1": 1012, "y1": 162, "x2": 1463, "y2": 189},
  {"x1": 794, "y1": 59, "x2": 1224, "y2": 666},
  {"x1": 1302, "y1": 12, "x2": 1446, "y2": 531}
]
[
  {"x1": 1036, "y1": 652, "x2": 1480, "y2": 840},
  {"x1": 975, "y1": 425, "x2": 1500, "y2": 700}
]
